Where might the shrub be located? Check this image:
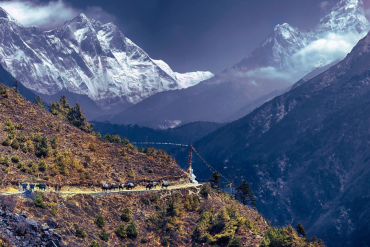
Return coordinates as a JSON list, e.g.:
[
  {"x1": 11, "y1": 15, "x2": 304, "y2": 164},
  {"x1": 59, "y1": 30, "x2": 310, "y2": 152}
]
[
  {"x1": 75, "y1": 225, "x2": 87, "y2": 238},
  {"x1": 94, "y1": 214, "x2": 106, "y2": 228},
  {"x1": 28, "y1": 162, "x2": 37, "y2": 174},
  {"x1": 11, "y1": 155, "x2": 19, "y2": 163},
  {"x1": 89, "y1": 241, "x2": 101, "y2": 247},
  {"x1": 200, "y1": 184, "x2": 211, "y2": 198},
  {"x1": 34, "y1": 193, "x2": 46, "y2": 208},
  {"x1": 88, "y1": 142, "x2": 96, "y2": 152},
  {"x1": 38, "y1": 160, "x2": 47, "y2": 172},
  {"x1": 229, "y1": 238, "x2": 242, "y2": 247},
  {"x1": 2, "y1": 138, "x2": 11, "y2": 146},
  {"x1": 99, "y1": 228, "x2": 109, "y2": 242},
  {"x1": 126, "y1": 221, "x2": 139, "y2": 238},
  {"x1": 128, "y1": 170, "x2": 135, "y2": 178},
  {"x1": 49, "y1": 202, "x2": 57, "y2": 216},
  {"x1": 21, "y1": 144, "x2": 28, "y2": 153},
  {"x1": 150, "y1": 194, "x2": 159, "y2": 203},
  {"x1": 121, "y1": 208, "x2": 132, "y2": 222},
  {"x1": 35, "y1": 135, "x2": 51, "y2": 157},
  {"x1": 10, "y1": 139, "x2": 19, "y2": 150},
  {"x1": 50, "y1": 136, "x2": 59, "y2": 149},
  {"x1": 1, "y1": 156, "x2": 10, "y2": 167},
  {"x1": 115, "y1": 223, "x2": 127, "y2": 238},
  {"x1": 26, "y1": 140, "x2": 34, "y2": 151},
  {"x1": 141, "y1": 238, "x2": 148, "y2": 243},
  {"x1": 148, "y1": 168, "x2": 153, "y2": 173}
]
